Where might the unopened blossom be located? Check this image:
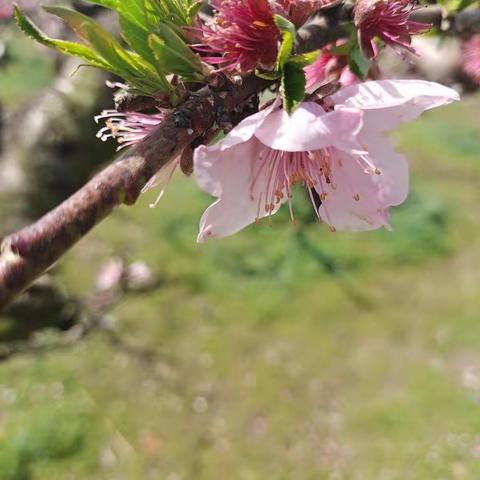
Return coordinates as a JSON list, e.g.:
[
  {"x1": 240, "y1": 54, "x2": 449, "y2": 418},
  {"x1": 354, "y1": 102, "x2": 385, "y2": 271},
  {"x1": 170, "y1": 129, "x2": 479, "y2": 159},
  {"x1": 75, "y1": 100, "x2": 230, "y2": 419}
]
[
  {"x1": 96, "y1": 258, "x2": 124, "y2": 292},
  {"x1": 275, "y1": 0, "x2": 329, "y2": 27},
  {"x1": 462, "y1": 35, "x2": 480, "y2": 85},
  {"x1": 193, "y1": 80, "x2": 458, "y2": 242},
  {"x1": 126, "y1": 261, "x2": 153, "y2": 290},
  {"x1": 305, "y1": 52, "x2": 333, "y2": 90},
  {"x1": 354, "y1": 0, "x2": 430, "y2": 59},
  {"x1": 304, "y1": 46, "x2": 357, "y2": 90},
  {"x1": 96, "y1": 259, "x2": 153, "y2": 291},
  {"x1": 197, "y1": 0, "x2": 280, "y2": 73}
]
